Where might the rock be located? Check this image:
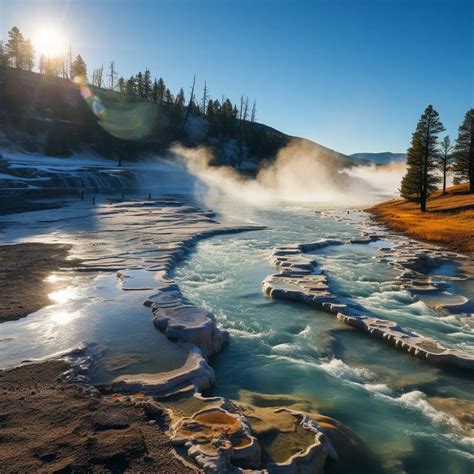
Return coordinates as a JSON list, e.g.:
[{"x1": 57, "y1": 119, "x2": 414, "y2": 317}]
[
  {"x1": 149, "y1": 284, "x2": 229, "y2": 359},
  {"x1": 262, "y1": 237, "x2": 474, "y2": 370}
]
